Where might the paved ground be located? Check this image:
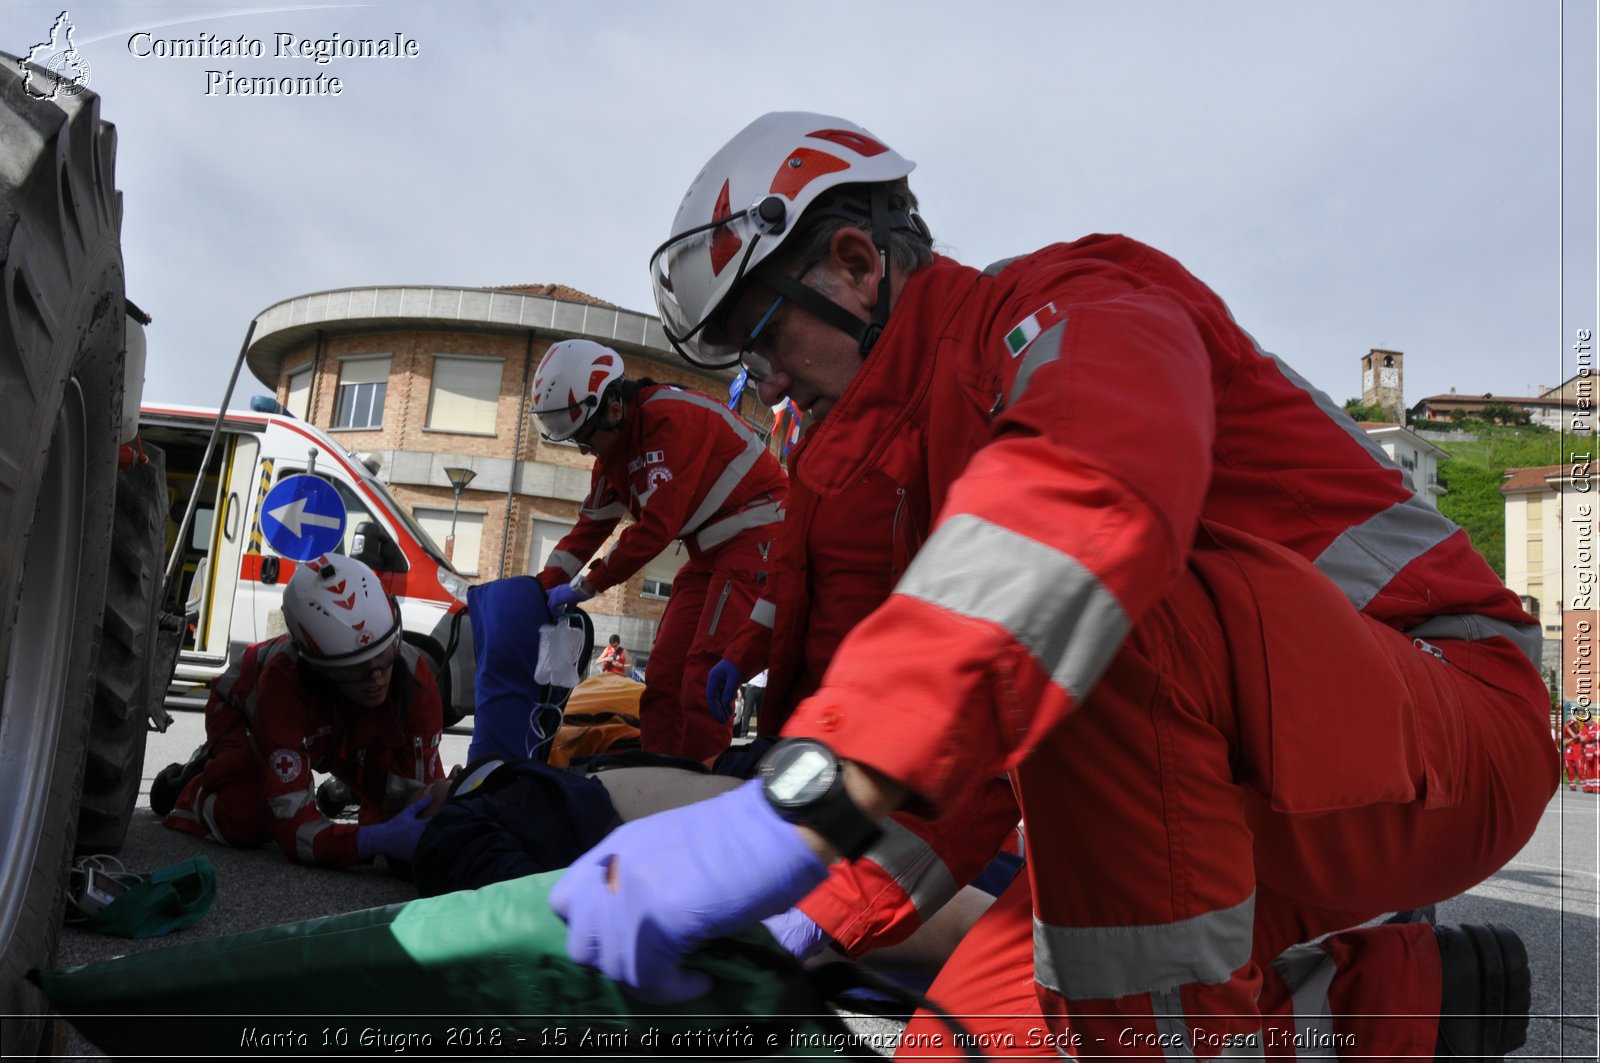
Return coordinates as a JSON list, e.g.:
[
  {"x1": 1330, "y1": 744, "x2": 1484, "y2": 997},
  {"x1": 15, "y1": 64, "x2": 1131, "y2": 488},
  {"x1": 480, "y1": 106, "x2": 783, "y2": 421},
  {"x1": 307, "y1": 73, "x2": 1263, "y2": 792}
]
[{"x1": 40, "y1": 710, "x2": 1600, "y2": 1059}]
